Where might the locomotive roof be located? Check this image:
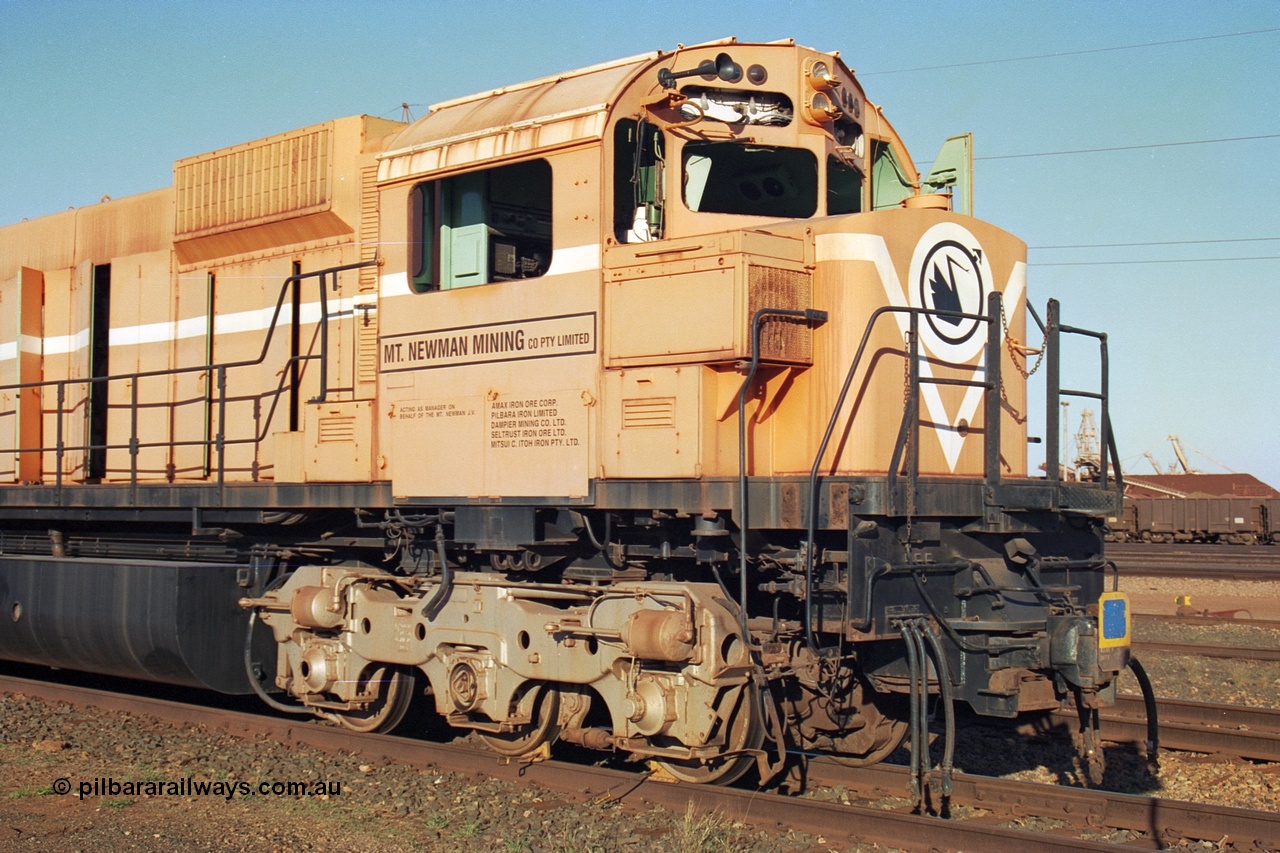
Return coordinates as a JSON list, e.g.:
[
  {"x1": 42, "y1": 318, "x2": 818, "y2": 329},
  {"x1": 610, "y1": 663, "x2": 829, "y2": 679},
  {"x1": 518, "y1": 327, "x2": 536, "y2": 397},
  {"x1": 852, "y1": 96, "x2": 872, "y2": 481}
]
[
  {"x1": 375, "y1": 37, "x2": 844, "y2": 183},
  {"x1": 377, "y1": 49, "x2": 658, "y2": 182}
]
